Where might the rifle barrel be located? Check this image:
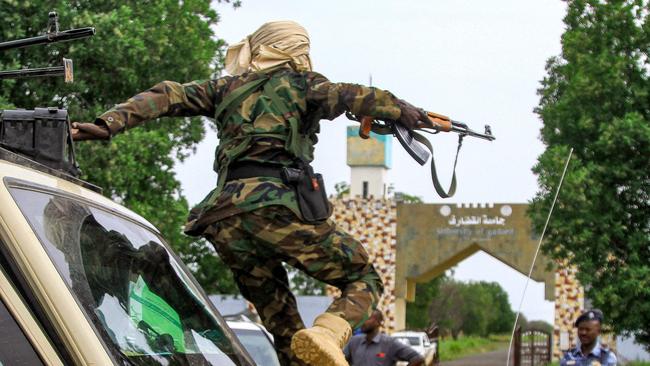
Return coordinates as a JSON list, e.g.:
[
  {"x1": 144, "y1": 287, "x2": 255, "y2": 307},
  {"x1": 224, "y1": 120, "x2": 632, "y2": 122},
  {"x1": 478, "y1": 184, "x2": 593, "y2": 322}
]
[
  {"x1": 0, "y1": 66, "x2": 65, "y2": 80},
  {"x1": 450, "y1": 121, "x2": 496, "y2": 141},
  {"x1": 0, "y1": 27, "x2": 95, "y2": 52}
]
